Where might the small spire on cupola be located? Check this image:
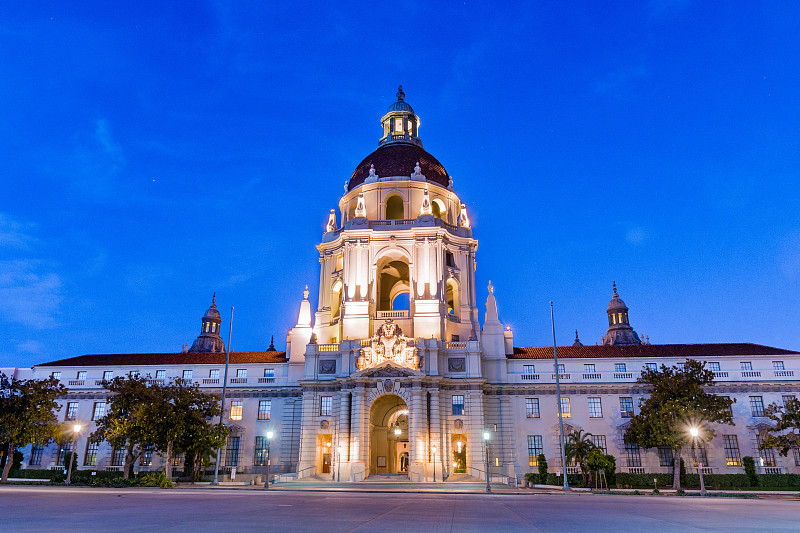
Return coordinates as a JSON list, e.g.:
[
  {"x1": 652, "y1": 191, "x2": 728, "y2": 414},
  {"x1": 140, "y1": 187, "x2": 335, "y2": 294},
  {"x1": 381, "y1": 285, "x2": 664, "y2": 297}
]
[
  {"x1": 573, "y1": 330, "x2": 583, "y2": 347},
  {"x1": 602, "y1": 282, "x2": 641, "y2": 346},
  {"x1": 396, "y1": 85, "x2": 405, "y2": 101},
  {"x1": 267, "y1": 335, "x2": 276, "y2": 351}
]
